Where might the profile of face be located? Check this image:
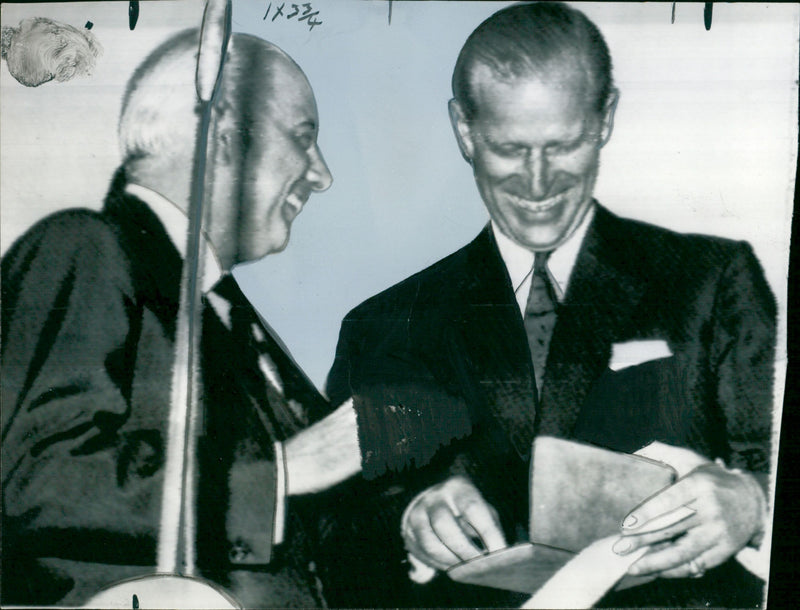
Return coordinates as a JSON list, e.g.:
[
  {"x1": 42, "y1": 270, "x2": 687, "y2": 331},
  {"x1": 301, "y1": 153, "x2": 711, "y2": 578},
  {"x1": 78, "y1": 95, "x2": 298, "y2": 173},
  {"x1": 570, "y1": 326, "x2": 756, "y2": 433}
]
[
  {"x1": 212, "y1": 56, "x2": 332, "y2": 265},
  {"x1": 450, "y1": 62, "x2": 617, "y2": 251}
]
